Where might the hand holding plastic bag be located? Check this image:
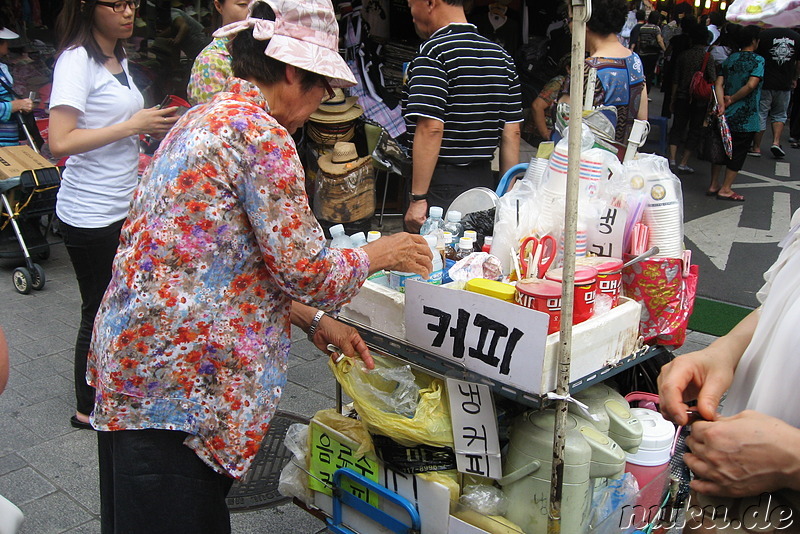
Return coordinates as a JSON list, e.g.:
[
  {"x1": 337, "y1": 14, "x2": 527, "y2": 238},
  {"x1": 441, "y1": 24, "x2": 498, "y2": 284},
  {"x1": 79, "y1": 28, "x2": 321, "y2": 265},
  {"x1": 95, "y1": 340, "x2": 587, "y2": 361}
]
[{"x1": 329, "y1": 353, "x2": 454, "y2": 448}]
